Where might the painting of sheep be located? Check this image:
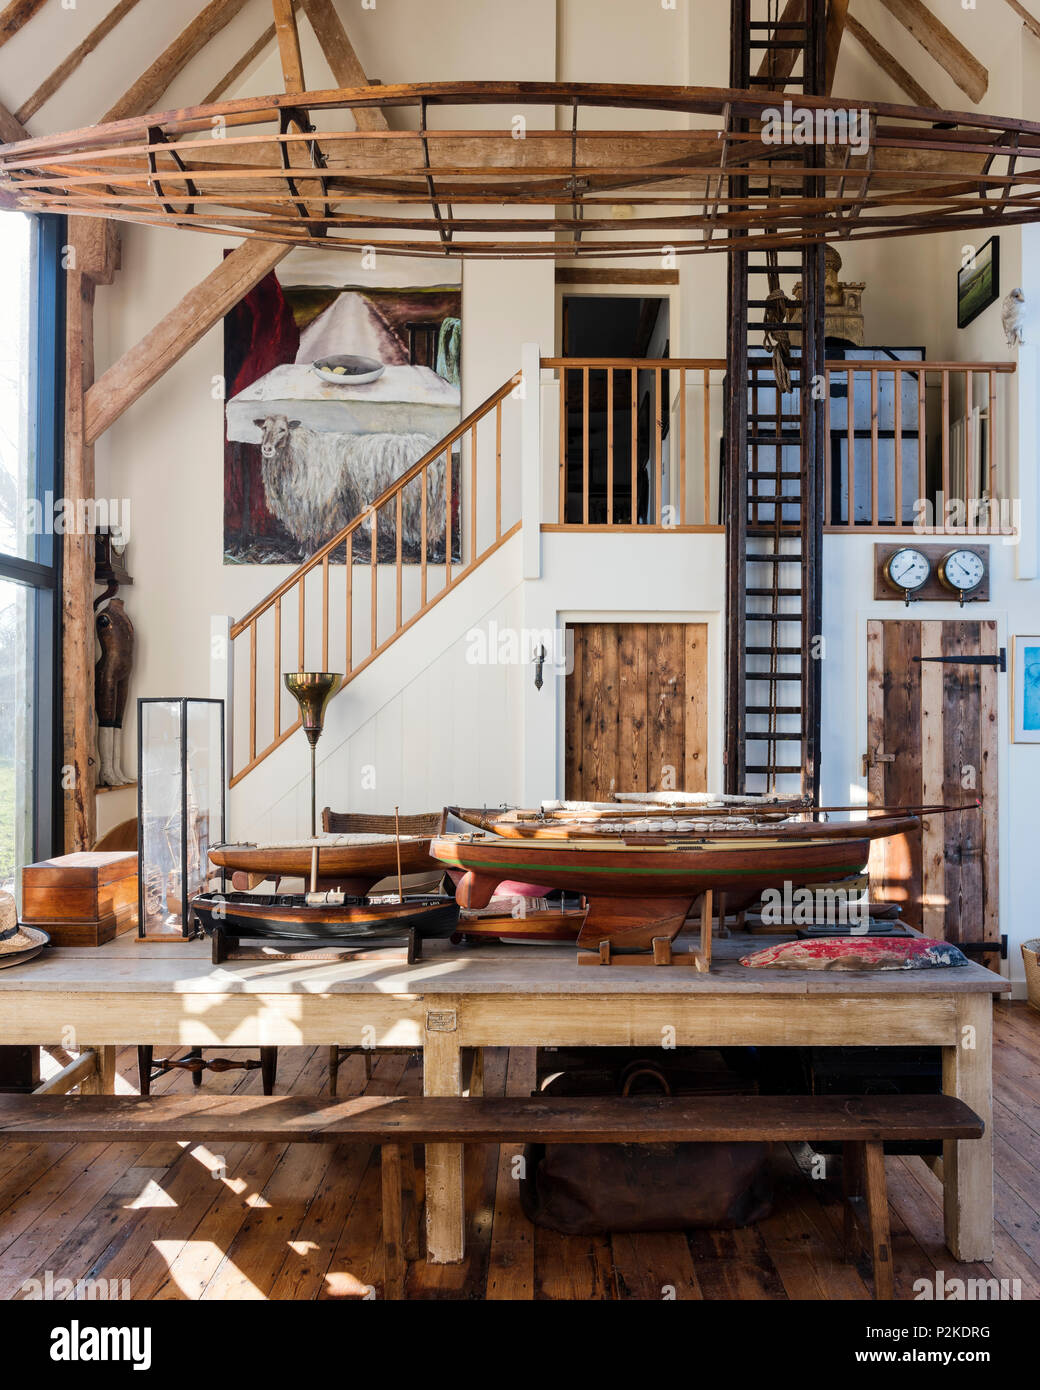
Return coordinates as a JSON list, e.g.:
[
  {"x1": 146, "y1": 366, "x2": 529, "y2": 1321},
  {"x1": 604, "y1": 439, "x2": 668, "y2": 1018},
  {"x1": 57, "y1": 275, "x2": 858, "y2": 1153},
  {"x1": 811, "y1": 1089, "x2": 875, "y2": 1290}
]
[
  {"x1": 254, "y1": 415, "x2": 450, "y2": 560},
  {"x1": 223, "y1": 253, "x2": 461, "y2": 564}
]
